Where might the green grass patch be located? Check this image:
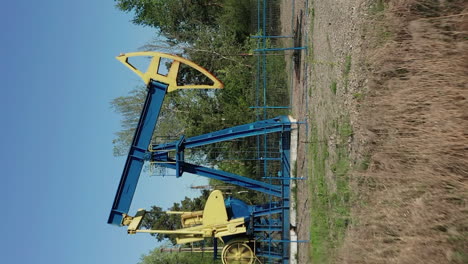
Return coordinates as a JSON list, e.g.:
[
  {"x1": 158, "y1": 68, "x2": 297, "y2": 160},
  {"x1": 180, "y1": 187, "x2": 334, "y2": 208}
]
[
  {"x1": 308, "y1": 7, "x2": 315, "y2": 63},
  {"x1": 309, "y1": 124, "x2": 329, "y2": 263},
  {"x1": 353, "y1": 92, "x2": 364, "y2": 101},
  {"x1": 369, "y1": 0, "x2": 386, "y2": 15},
  {"x1": 357, "y1": 154, "x2": 371, "y2": 171},
  {"x1": 326, "y1": 34, "x2": 332, "y2": 52},
  {"x1": 373, "y1": 27, "x2": 395, "y2": 46},
  {"x1": 330, "y1": 81, "x2": 337, "y2": 94},
  {"x1": 344, "y1": 55, "x2": 352, "y2": 76},
  {"x1": 309, "y1": 118, "x2": 352, "y2": 263},
  {"x1": 338, "y1": 118, "x2": 353, "y2": 138}
]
